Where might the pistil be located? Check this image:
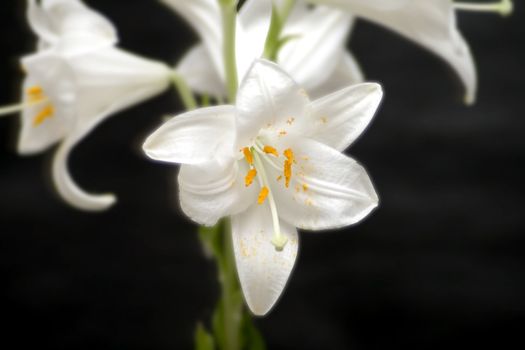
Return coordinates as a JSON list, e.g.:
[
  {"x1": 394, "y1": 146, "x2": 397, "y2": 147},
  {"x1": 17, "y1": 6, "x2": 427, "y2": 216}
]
[{"x1": 454, "y1": 0, "x2": 513, "y2": 16}]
